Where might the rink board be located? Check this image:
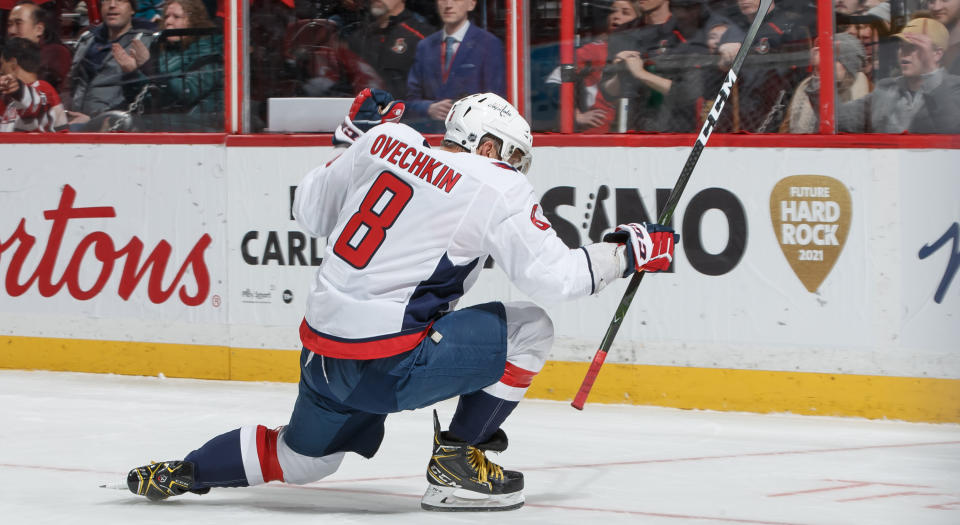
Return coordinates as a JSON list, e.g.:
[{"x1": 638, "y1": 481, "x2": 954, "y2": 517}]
[
  {"x1": 0, "y1": 143, "x2": 957, "y2": 422},
  {"x1": 2, "y1": 335, "x2": 958, "y2": 423}
]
